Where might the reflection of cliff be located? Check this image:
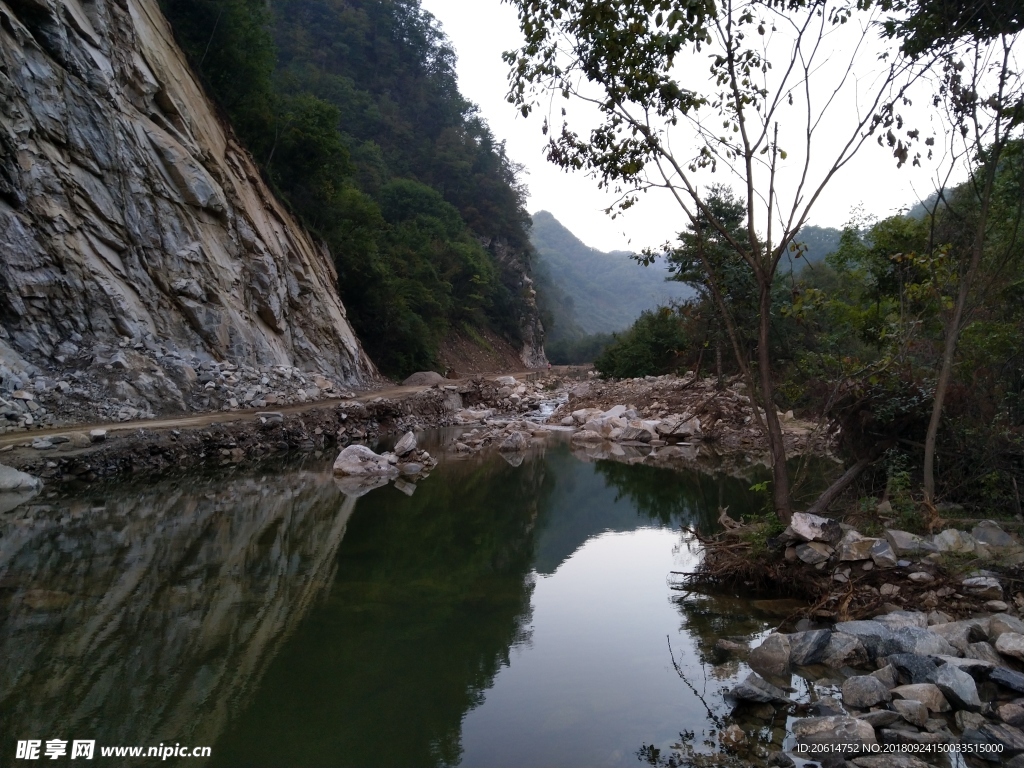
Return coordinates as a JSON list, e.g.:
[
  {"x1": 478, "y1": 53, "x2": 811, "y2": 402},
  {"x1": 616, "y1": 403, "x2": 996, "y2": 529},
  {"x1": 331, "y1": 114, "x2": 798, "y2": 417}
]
[
  {"x1": 0, "y1": 464, "x2": 356, "y2": 761},
  {"x1": 211, "y1": 453, "x2": 551, "y2": 768}
]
